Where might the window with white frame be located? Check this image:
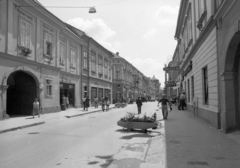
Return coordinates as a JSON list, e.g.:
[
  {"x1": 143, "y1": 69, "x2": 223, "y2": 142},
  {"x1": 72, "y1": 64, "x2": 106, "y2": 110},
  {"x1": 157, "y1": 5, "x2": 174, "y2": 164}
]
[
  {"x1": 46, "y1": 78, "x2": 52, "y2": 96},
  {"x1": 187, "y1": 7, "x2": 192, "y2": 44},
  {"x1": 19, "y1": 19, "x2": 31, "y2": 48},
  {"x1": 98, "y1": 55, "x2": 103, "y2": 74},
  {"x1": 83, "y1": 52, "x2": 88, "y2": 69},
  {"x1": 44, "y1": 28, "x2": 53, "y2": 57},
  {"x1": 91, "y1": 51, "x2": 96, "y2": 72},
  {"x1": 104, "y1": 59, "x2": 108, "y2": 77},
  {"x1": 59, "y1": 42, "x2": 65, "y2": 64},
  {"x1": 70, "y1": 48, "x2": 76, "y2": 68},
  {"x1": 108, "y1": 61, "x2": 111, "y2": 79}
]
